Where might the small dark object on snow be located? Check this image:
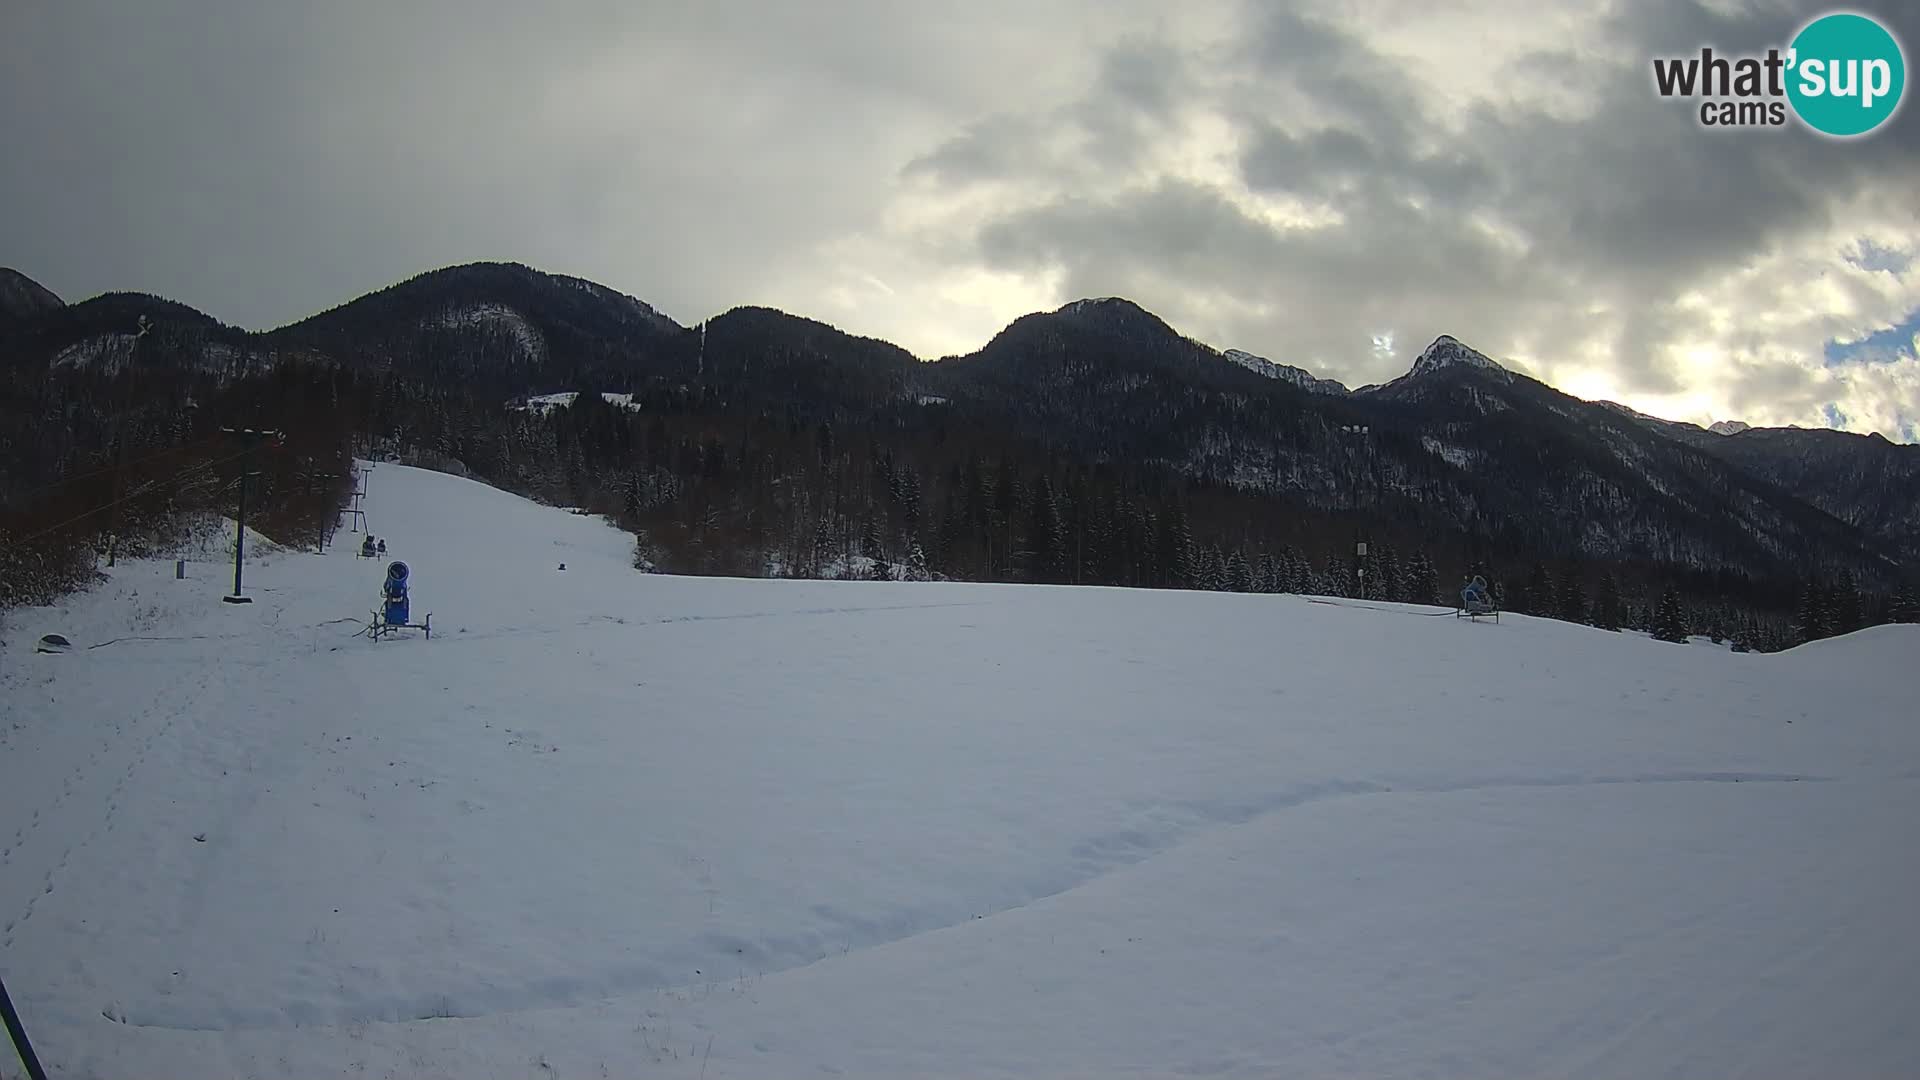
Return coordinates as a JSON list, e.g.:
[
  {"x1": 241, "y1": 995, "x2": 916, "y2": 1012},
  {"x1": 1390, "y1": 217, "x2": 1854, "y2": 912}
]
[
  {"x1": 35, "y1": 634, "x2": 72, "y2": 654},
  {"x1": 193, "y1": 833, "x2": 207, "y2": 843},
  {"x1": 558, "y1": 563, "x2": 567, "y2": 571},
  {"x1": 377, "y1": 539, "x2": 387, "y2": 554}
]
